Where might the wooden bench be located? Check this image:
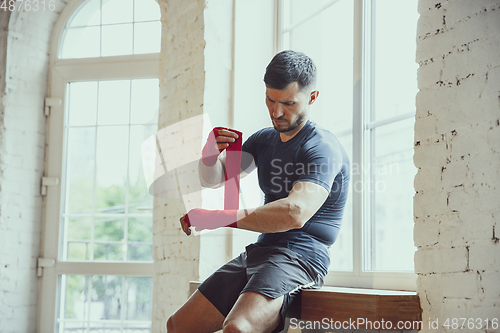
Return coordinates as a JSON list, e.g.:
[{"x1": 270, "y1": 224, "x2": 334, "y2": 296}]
[{"x1": 189, "y1": 282, "x2": 422, "y2": 332}]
